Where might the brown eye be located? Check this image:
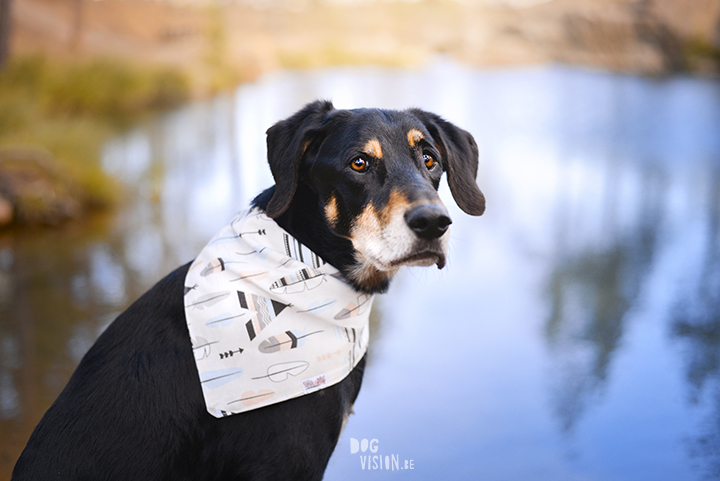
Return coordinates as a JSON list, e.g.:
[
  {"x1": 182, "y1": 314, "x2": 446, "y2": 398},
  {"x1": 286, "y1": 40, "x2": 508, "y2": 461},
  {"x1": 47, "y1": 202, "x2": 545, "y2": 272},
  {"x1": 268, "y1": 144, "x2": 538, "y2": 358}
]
[
  {"x1": 423, "y1": 153, "x2": 435, "y2": 169},
  {"x1": 351, "y1": 158, "x2": 368, "y2": 172}
]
